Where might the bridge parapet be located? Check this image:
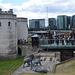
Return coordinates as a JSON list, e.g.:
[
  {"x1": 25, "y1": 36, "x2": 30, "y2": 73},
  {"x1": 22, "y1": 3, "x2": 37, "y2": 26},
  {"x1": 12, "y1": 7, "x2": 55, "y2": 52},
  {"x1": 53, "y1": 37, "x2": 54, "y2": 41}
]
[{"x1": 39, "y1": 39, "x2": 75, "y2": 50}]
